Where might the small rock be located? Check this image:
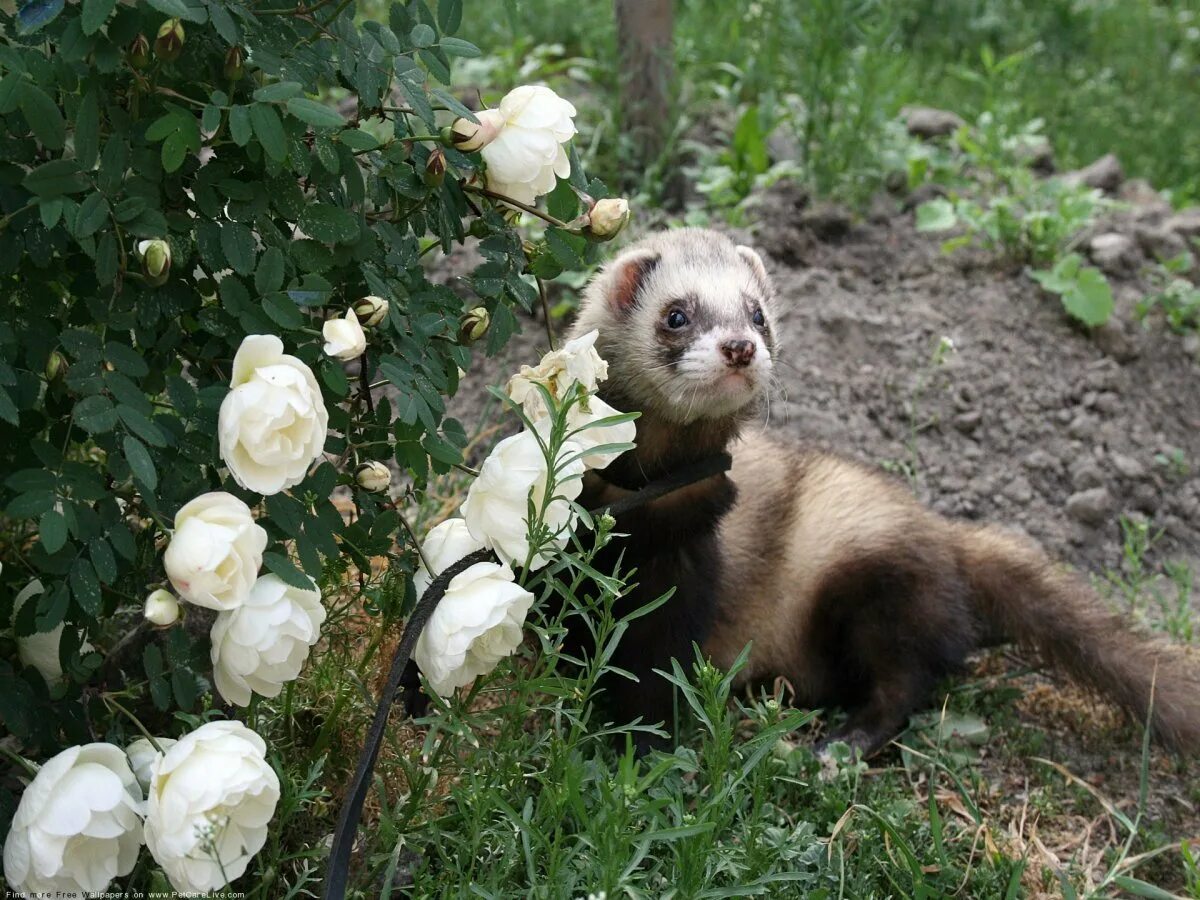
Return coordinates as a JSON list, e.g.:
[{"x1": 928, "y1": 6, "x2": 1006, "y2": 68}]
[
  {"x1": 1088, "y1": 232, "x2": 1141, "y2": 277},
  {"x1": 1002, "y1": 476, "x2": 1034, "y2": 505},
  {"x1": 1184, "y1": 333, "x2": 1200, "y2": 356},
  {"x1": 1164, "y1": 208, "x2": 1200, "y2": 240},
  {"x1": 1129, "y1": 484, "x2": 1160, "y2": 514},
  {"x1": 1093, "y1": 321, "x2": 1141, "y2": 363},
  {"x1": 1066, "y1": 487, "x2": 1112, "y2": 526},
  {"x1": 1093, "y1": 391, "x2": 1120, "y2": 416},
  {"x1": 1110, "y1": 452, "x2": 1147, "y2": 479},
  {"x1": 1118, "y1": 178, "x2": 1172, "y2": 219},
  {"x1": 1132, "y1": 224, "x2": 1187, "y2": 262},
  {"x1": 902, "y1": 182, "x2": 948, "y2": 212},
  {"x1": 1062, "y1": 153, "x2": 1124, "y2": 193},
  {"x1": 903, "y1": 106, "x2": 965, "y2": 139},
  {"x1": 1015, "y1": 139, "x2": 1055, "y2": 174},
  {"x1": 1068, "y1": 414, "x2": 1098, "y2": 440},
  {"x1": 1070, "y1": 458, "x2": 1107, "y2": 490},
  {"x1": 800, "y1": 202, "x2": 853, "y2": 241},
  {"x1": 1024, "y1": 449, "x2": 1058, "y2": 471},
  {"x1": 954, "y1": 409, "x2": 982, "y2": 433}
]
